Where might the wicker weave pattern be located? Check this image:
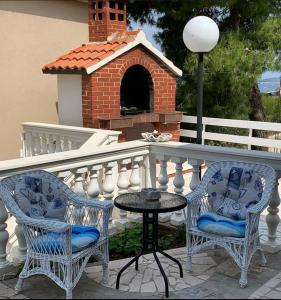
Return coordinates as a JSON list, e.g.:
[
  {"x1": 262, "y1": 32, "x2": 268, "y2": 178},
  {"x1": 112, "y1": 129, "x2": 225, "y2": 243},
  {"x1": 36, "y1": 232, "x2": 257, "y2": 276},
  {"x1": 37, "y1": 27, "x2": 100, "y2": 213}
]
[
  {"x1": 185, "y1": 161, "x2": 276, "y2": 288},
  {"x1": 0, "y1": 170, "x2": 112, "y2": 299}
]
